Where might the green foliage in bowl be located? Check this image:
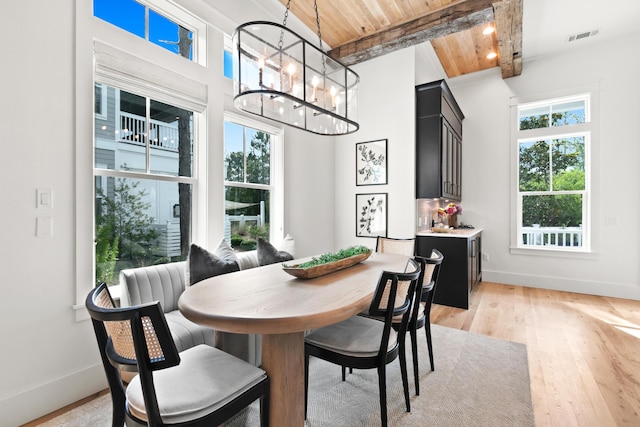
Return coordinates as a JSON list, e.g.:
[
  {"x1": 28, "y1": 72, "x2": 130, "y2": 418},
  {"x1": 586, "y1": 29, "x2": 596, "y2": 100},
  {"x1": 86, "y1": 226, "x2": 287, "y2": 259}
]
[{"x1": 284, "y1": 246, "x2": 371, "y2": 269}]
